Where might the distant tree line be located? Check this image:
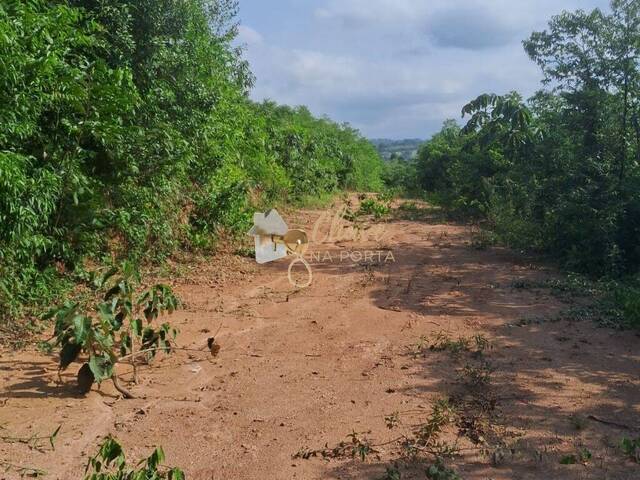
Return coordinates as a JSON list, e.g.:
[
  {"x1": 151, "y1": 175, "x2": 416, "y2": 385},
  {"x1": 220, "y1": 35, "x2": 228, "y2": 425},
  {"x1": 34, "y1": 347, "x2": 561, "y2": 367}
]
[{"x1": 371, "y1": 138, "x2": 423, "y2": 161}]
